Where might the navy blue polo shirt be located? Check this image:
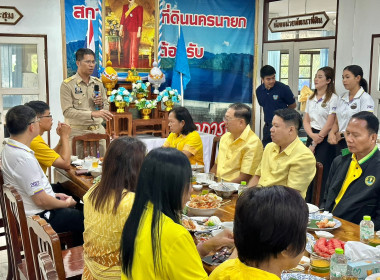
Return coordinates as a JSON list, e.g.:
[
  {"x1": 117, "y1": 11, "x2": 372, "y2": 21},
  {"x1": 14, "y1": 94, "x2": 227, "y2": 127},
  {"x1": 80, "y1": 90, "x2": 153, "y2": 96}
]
[{"x1": 256, "y1": 81, "x2": 295, "y2": 123}]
